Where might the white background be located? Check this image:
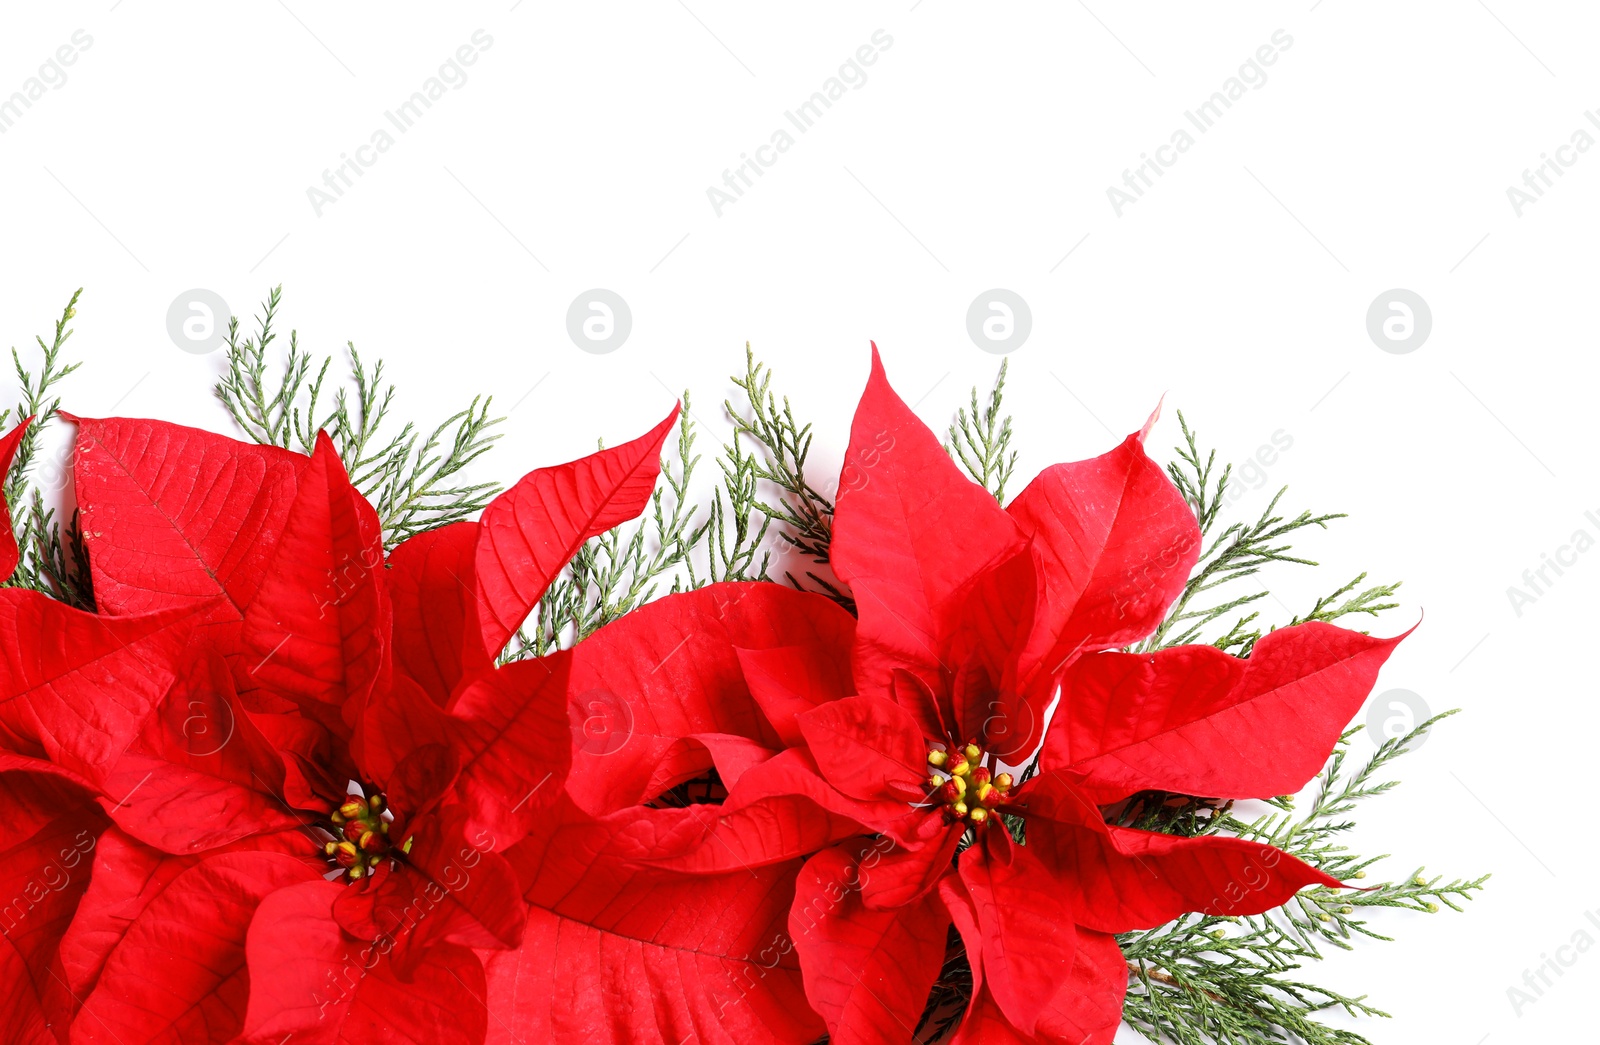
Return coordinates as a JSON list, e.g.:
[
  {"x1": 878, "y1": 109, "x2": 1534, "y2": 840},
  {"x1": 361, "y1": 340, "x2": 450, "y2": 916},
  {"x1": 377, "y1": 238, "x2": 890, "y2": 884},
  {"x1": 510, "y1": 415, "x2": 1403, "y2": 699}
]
[{"x1": 0, "y1": 3, "x2": 1591, "y2": 1042}]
